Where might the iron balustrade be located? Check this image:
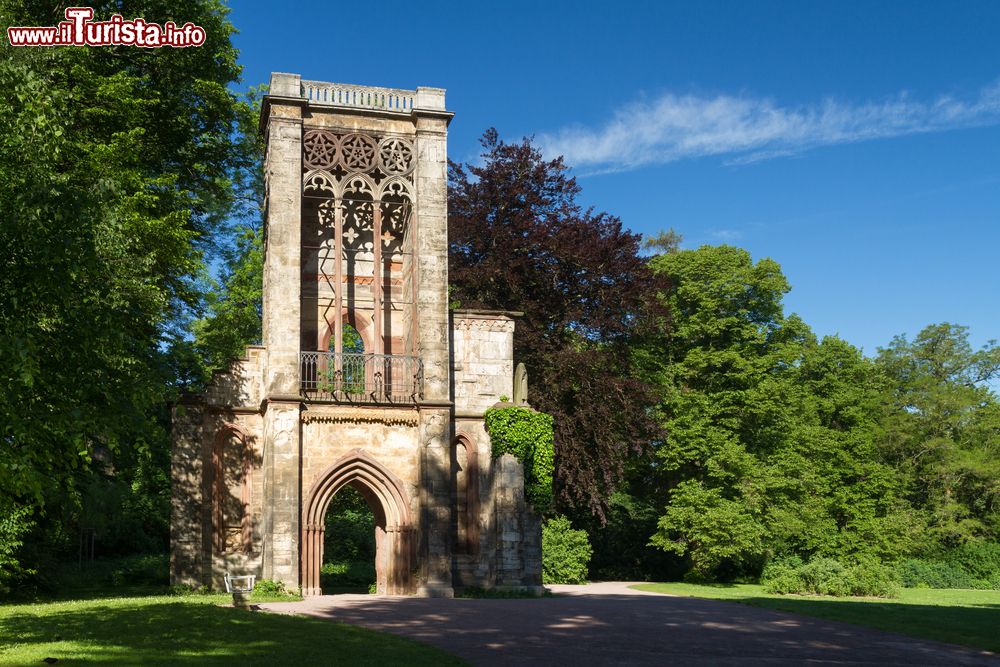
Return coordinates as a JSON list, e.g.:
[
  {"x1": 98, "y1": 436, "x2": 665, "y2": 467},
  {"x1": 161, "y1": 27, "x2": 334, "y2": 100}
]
[{"x1": 300, "y1": 351, "x2": 423, "y2": 403}]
